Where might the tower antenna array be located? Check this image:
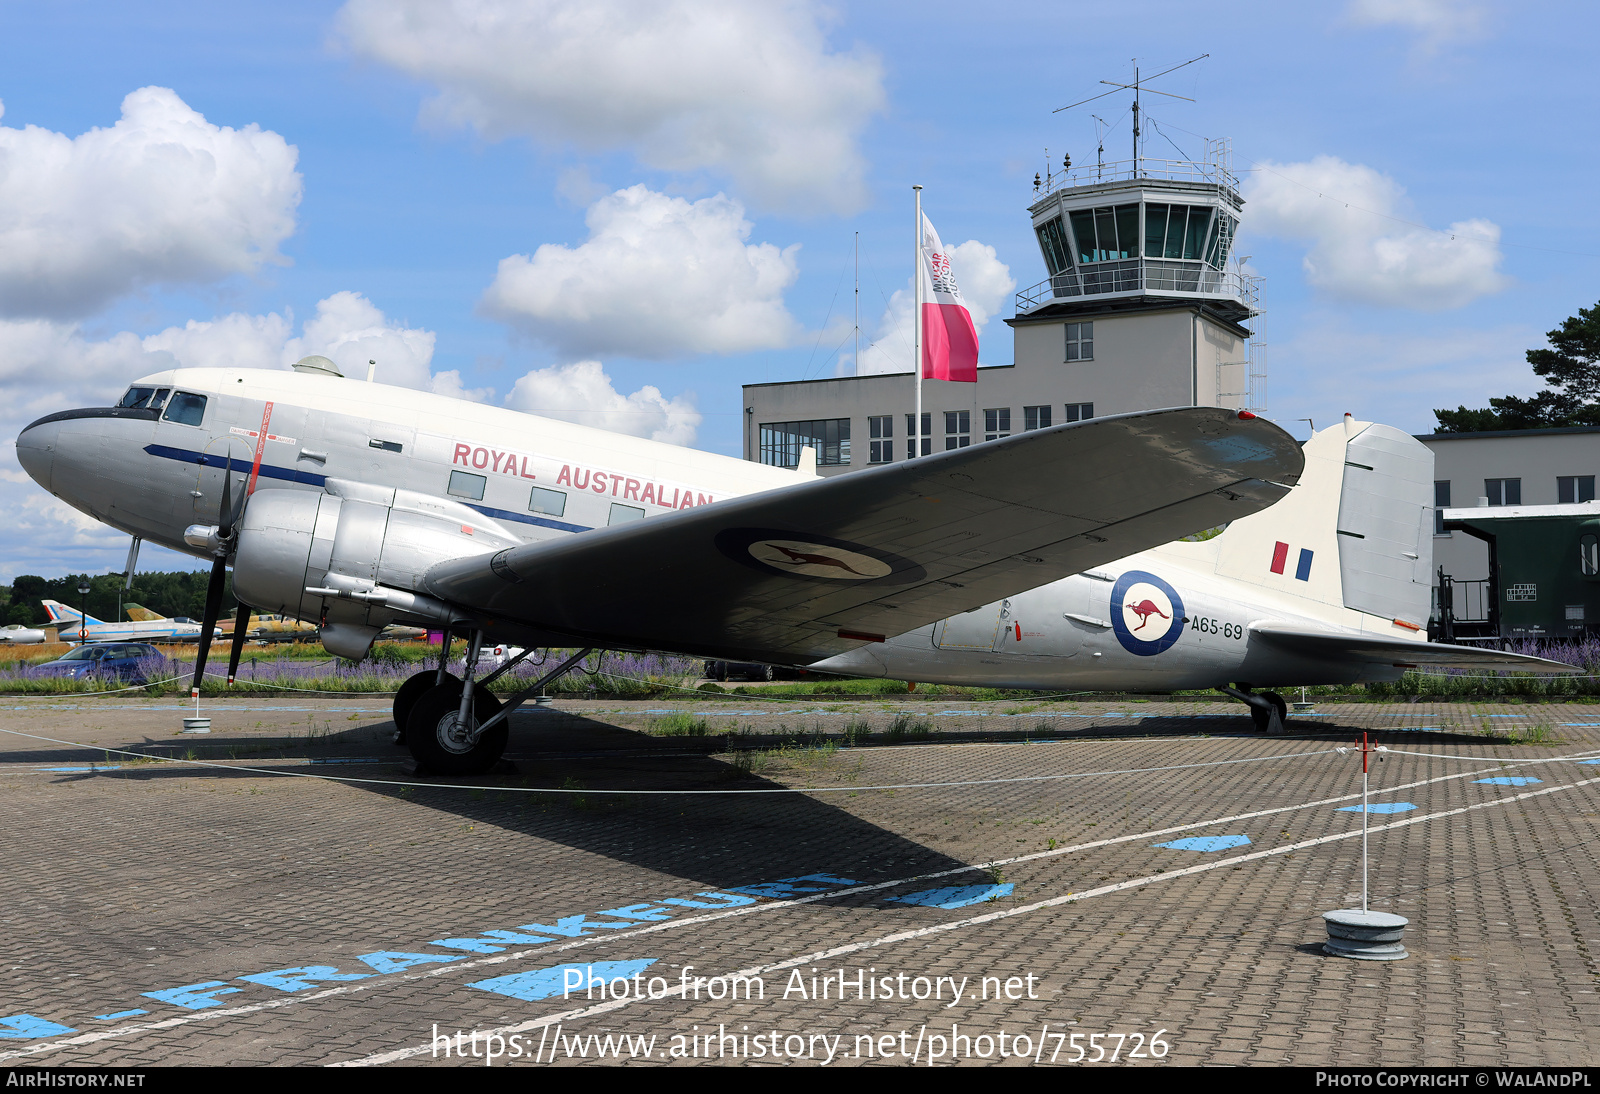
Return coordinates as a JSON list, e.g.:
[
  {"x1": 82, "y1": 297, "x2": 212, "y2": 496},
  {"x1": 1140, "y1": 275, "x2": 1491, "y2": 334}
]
[{"x1": 1053, "y1": 54, "x2": 1208, "y2": 173}]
